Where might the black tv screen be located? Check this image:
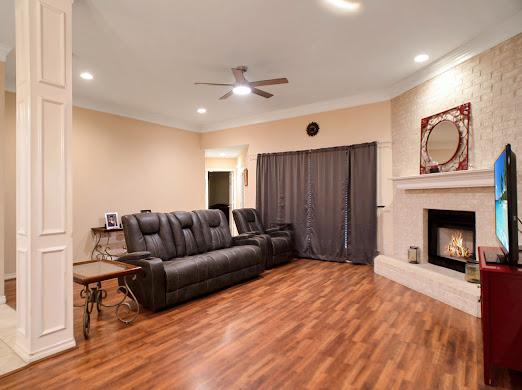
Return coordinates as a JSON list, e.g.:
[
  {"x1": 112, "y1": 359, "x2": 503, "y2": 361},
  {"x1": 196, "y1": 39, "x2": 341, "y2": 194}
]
[{"x1": 494, "y1": 144, "x2": 518, "y2": 264}]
